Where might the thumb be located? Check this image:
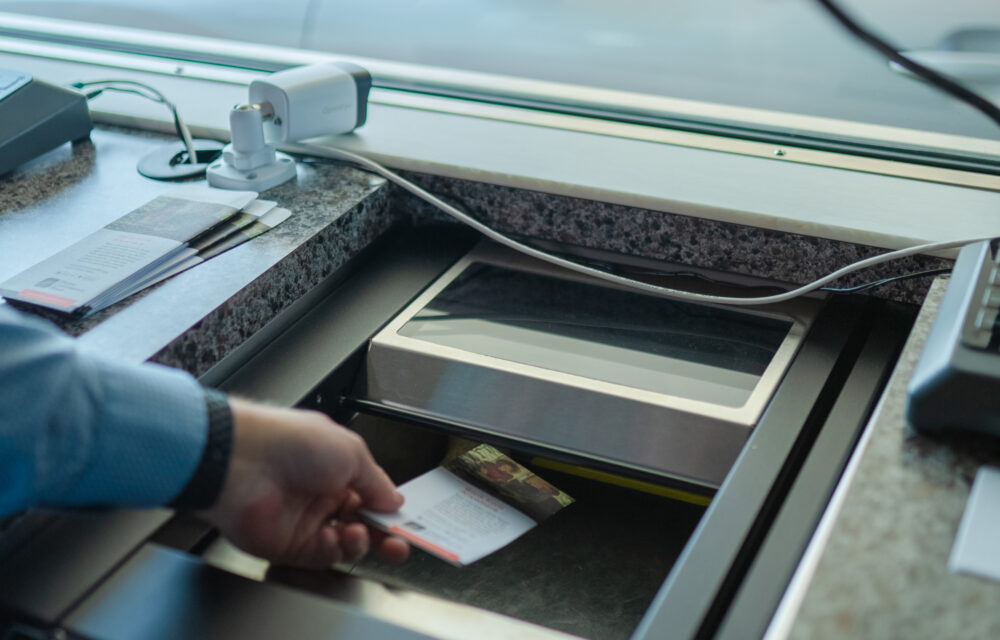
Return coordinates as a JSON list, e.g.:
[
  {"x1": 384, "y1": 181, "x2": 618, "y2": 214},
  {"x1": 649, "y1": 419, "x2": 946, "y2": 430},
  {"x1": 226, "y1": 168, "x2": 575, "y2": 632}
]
[{"x1": 350, "y1": 451, "x2": 404, "y2": 513}]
